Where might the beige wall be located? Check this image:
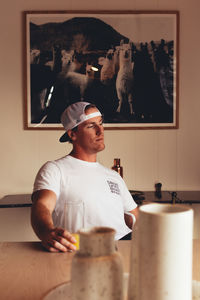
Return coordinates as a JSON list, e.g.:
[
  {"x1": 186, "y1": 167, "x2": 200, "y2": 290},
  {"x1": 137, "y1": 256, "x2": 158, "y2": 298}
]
[{"x1": 0, "y1": 0, "x2": 200, "y2": 198}]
